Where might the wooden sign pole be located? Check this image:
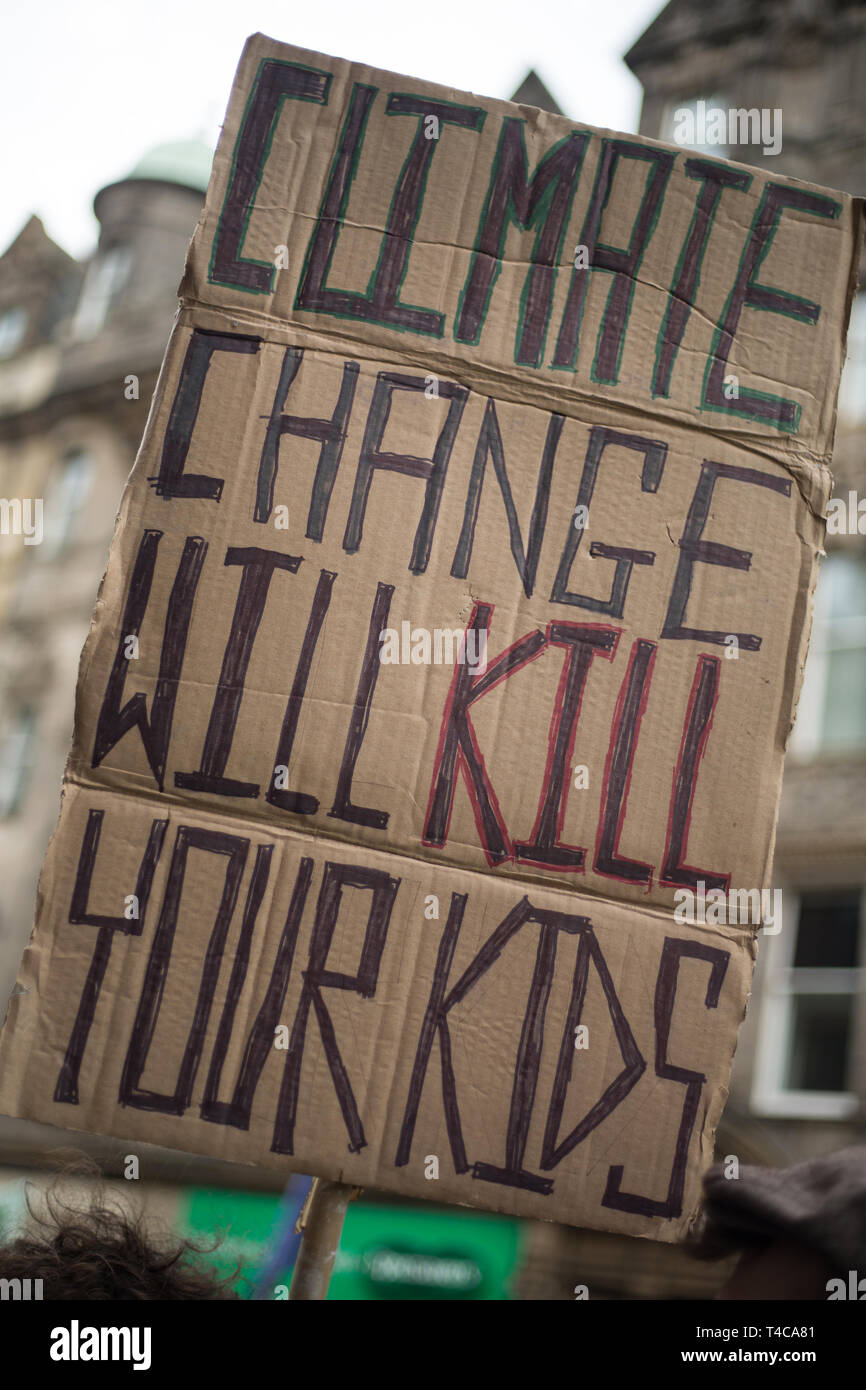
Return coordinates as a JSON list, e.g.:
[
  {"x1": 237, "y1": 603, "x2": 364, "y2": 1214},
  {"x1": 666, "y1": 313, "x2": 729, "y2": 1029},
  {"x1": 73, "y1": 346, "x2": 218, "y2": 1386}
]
[{"x1": 288, "y1": 1178, "x2": 360, "y2": 1300}]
